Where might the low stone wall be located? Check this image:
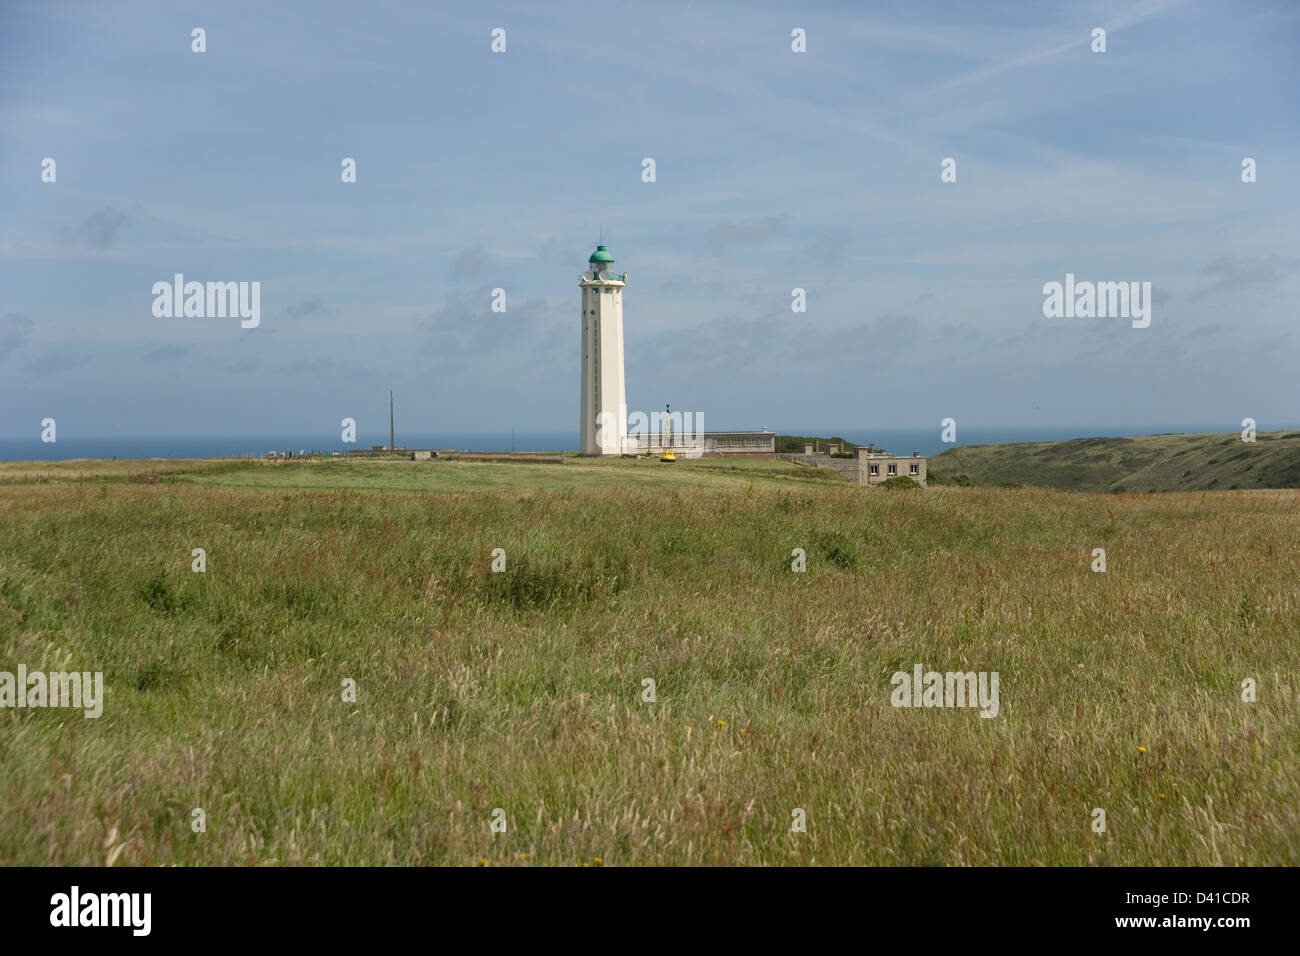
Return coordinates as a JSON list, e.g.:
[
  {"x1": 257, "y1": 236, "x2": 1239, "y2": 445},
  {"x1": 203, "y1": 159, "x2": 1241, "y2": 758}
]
[
  {"x1": 437, "y1": 453, "x2": 565, "y2": 464},
  {"x1": 781, "y1": 454, "x2": 859, "y2": 479}
]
